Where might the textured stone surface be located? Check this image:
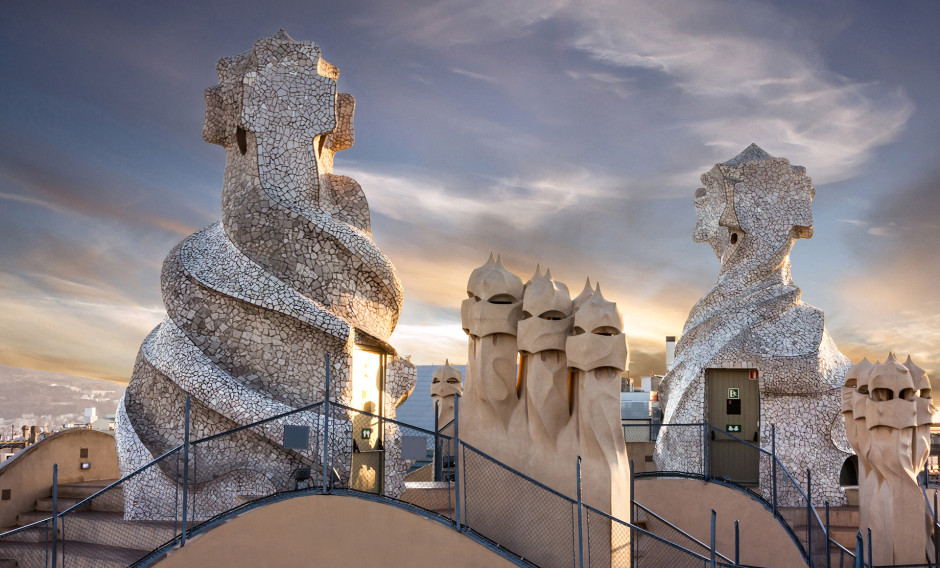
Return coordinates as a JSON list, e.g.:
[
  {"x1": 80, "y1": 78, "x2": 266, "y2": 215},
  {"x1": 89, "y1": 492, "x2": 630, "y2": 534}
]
[
  {"x1": 656, "y1": 144, "x2": 853, "y2": 505},
  {"x1": 842, "y1": 354, "x2": 937, "y2": 565},
  {"x1": 116, "y1": 30, "x2": 415, "y2": 519}
]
